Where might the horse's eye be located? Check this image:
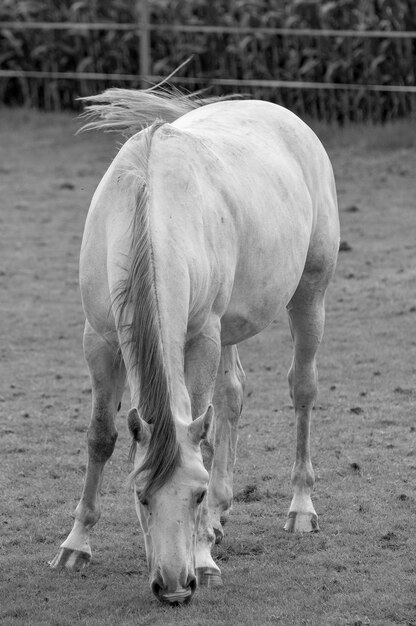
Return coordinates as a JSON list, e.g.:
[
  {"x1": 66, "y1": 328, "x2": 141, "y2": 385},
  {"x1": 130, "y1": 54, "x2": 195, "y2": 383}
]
[
  {"x1": 136, "y1": 491, "x2": 148, "y2": 507},
  {"x1": 196, "y1": 490, "x2": 207, "y2": 505}
]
